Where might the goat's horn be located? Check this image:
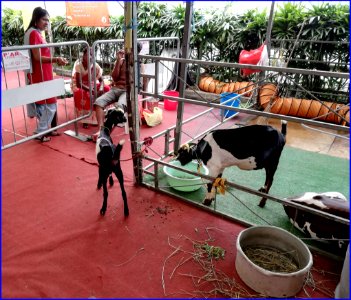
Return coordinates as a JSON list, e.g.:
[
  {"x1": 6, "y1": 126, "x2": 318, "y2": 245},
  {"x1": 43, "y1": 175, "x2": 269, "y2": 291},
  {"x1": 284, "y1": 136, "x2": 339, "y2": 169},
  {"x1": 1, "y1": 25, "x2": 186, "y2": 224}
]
[{"x1": 181, "y1": 144, "x2": 190, "y2": 151}]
